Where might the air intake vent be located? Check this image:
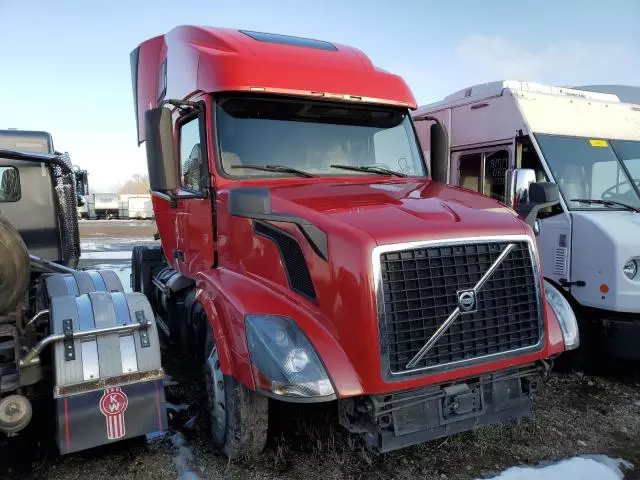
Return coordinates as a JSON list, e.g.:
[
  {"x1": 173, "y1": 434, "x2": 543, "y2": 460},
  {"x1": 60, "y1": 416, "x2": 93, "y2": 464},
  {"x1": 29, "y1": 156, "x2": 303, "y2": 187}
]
[
  {"x1": 254, "y1": 221, "x2": 316, "y2": 301},
  {"x1": 553, "y1": 247, "x2": 568, "y2": 277}
]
